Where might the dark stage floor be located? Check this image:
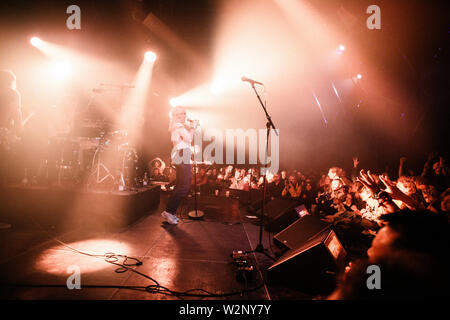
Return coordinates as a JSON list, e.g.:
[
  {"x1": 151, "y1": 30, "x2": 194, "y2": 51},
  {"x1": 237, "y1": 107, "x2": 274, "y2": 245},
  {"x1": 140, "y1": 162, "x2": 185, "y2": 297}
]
[{"x1": 0, "y1": 191, "x2": 331, "y2": 300}]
